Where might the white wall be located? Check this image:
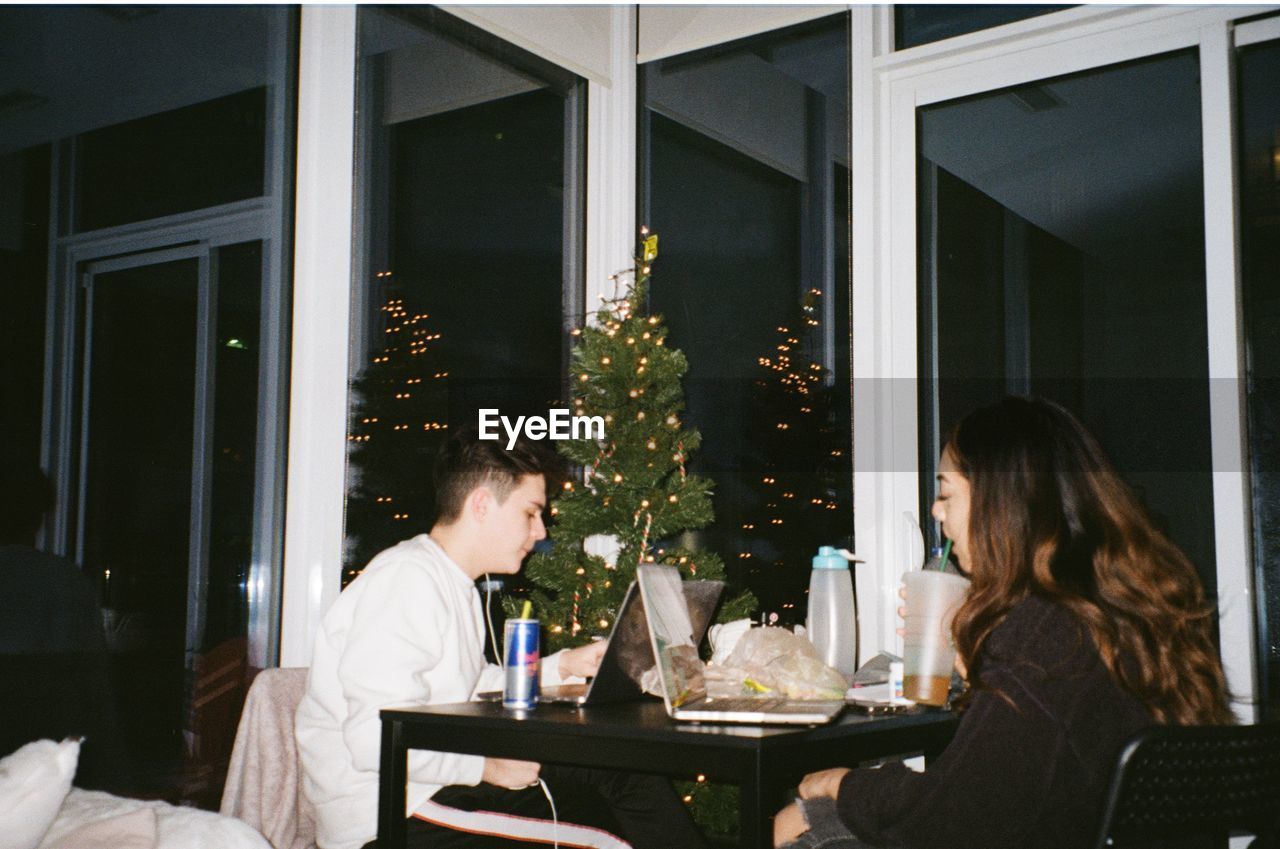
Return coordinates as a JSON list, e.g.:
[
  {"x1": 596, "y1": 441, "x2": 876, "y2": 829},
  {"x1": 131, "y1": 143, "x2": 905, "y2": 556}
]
[
  {"x1": 644, "y1": 51, "x2": 809, "y2": 181},
  {"x1": 638, "y1": 5, "x2": 845, "y2": 63},
  {"x1": 444, "y1": 5, "x2": 617, "y2": 85}
]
